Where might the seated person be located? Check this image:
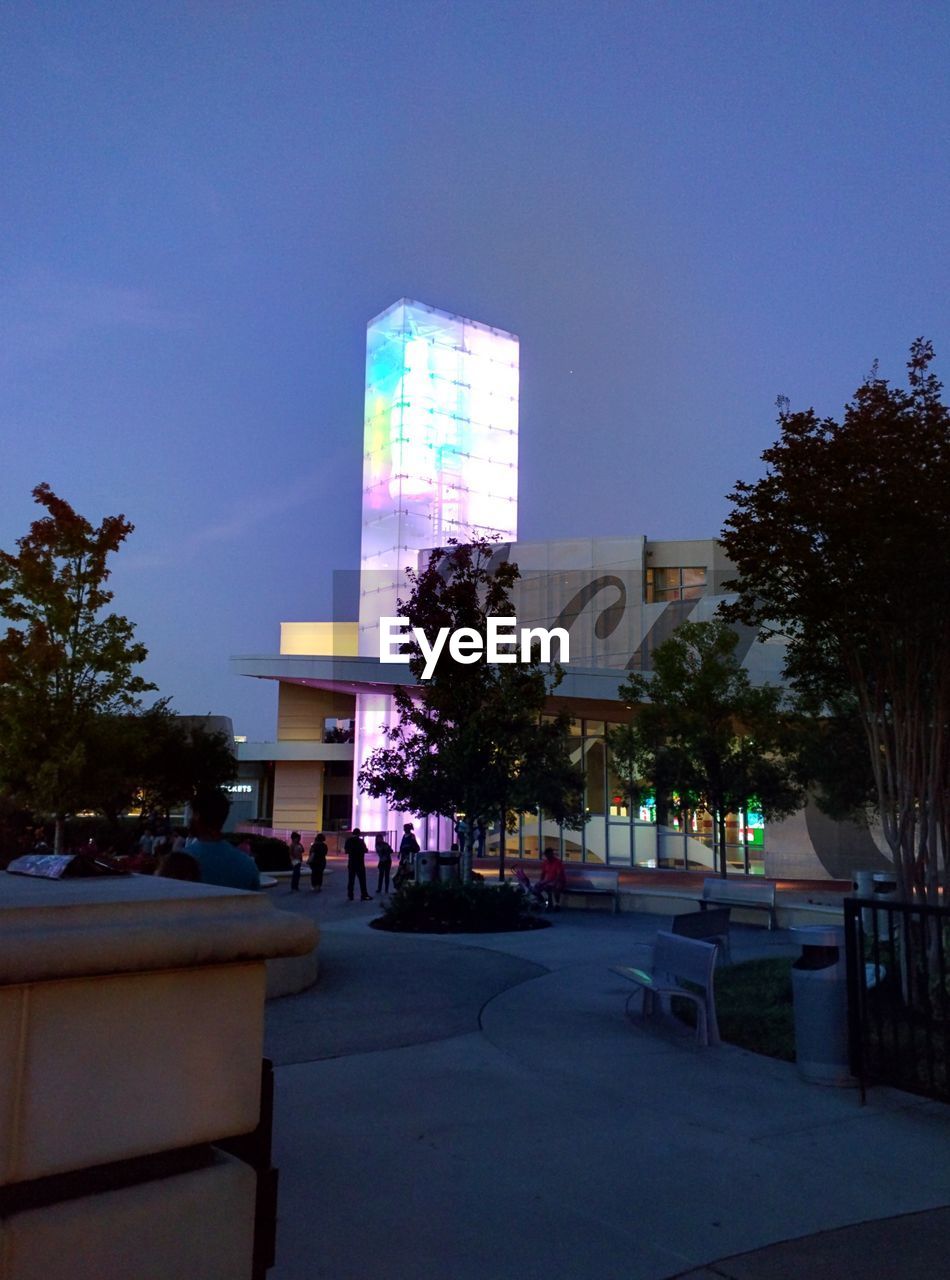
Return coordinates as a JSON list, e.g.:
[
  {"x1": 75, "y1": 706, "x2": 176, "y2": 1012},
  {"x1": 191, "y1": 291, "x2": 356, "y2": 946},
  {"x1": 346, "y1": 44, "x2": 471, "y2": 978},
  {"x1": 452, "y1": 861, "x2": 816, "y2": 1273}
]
[
  {"x1": 186, "y1": 788, "x2": 261, "y2": 891},
  {"x1": 537, "y1": 847, "x2": 566, "y2": 910}
]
